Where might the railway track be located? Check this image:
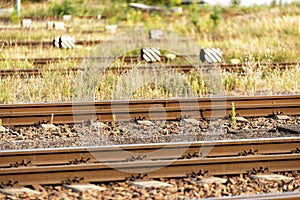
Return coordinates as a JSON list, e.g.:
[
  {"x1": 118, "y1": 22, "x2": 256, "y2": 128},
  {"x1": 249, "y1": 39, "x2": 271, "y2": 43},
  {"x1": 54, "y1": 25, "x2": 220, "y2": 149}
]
[
  {"x1": 0, "y1": 67, "x2": 81, "y2": 78},
  {"x1": 0, "y1": 55, "x2": 170, "y2": 66},
  {"x1": 0, "y1": 95, "x2": 300, "y2": 126},
  {"x1": 0, "y1": 96, "x2": 299, "y2": 198},
  {"x1": 0, "y1": 137, "x2": 299, "y2": 186},
  {"x1": 0, "y1": 39, "x2": 103, "y2": 47},
  {"x1": 210, "y1": 192, "x2": 300, "y2": 200},
  {"x1": 0, "y1": 56, "x2": 85, "y2": 65},
  {"x1": 1, "y1": 54, "x2": 298, "y2": 67},
  {"x1": 0, "y1": 61, "x2": 299, "y2": 78},
  {"x1": 1, "y1": 137, "x2": 299, "y2": 167}
]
